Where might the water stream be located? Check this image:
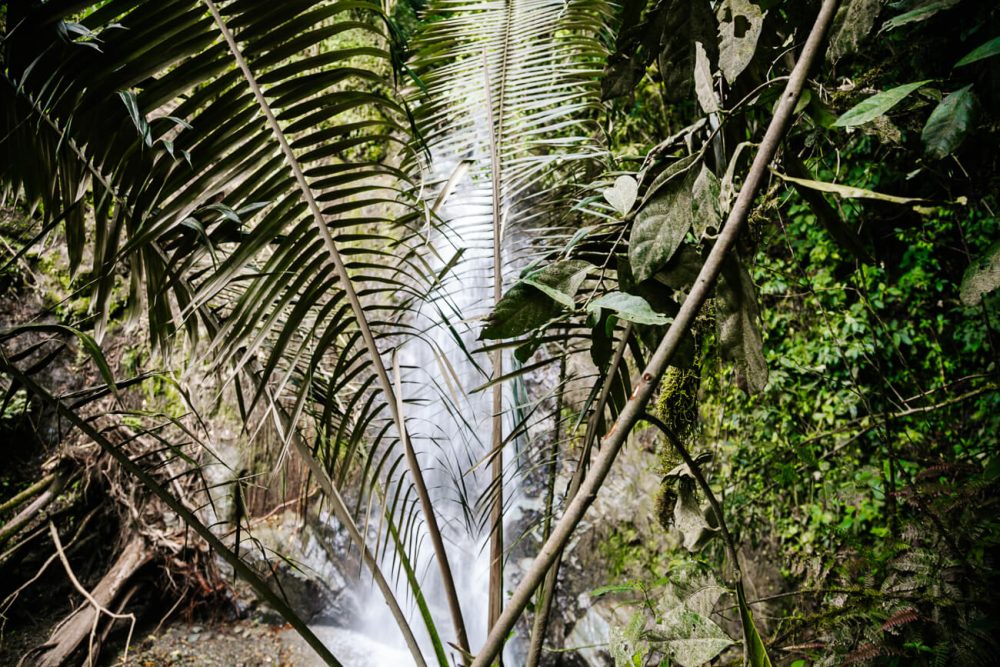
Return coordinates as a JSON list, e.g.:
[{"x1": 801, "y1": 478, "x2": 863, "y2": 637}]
[{"x1": 314, "y1": 145, "x2": 522, "y2": 665}]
